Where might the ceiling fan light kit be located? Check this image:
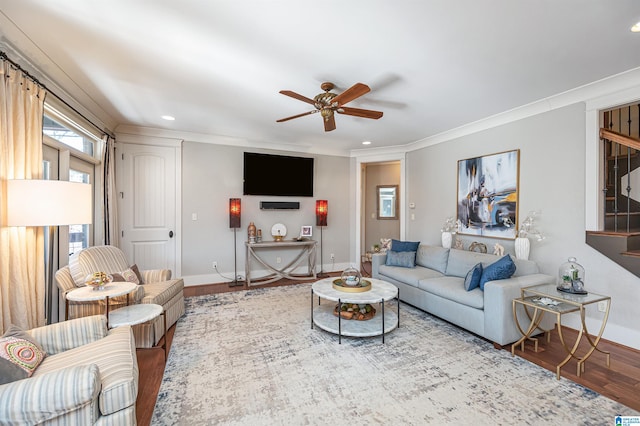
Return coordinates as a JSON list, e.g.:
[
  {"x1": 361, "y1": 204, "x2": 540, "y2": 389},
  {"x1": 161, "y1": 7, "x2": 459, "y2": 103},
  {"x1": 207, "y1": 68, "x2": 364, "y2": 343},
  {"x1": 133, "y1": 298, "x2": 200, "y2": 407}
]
[{"x1": 277, "y1": 81, "x2": 383, "y2": 132}]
